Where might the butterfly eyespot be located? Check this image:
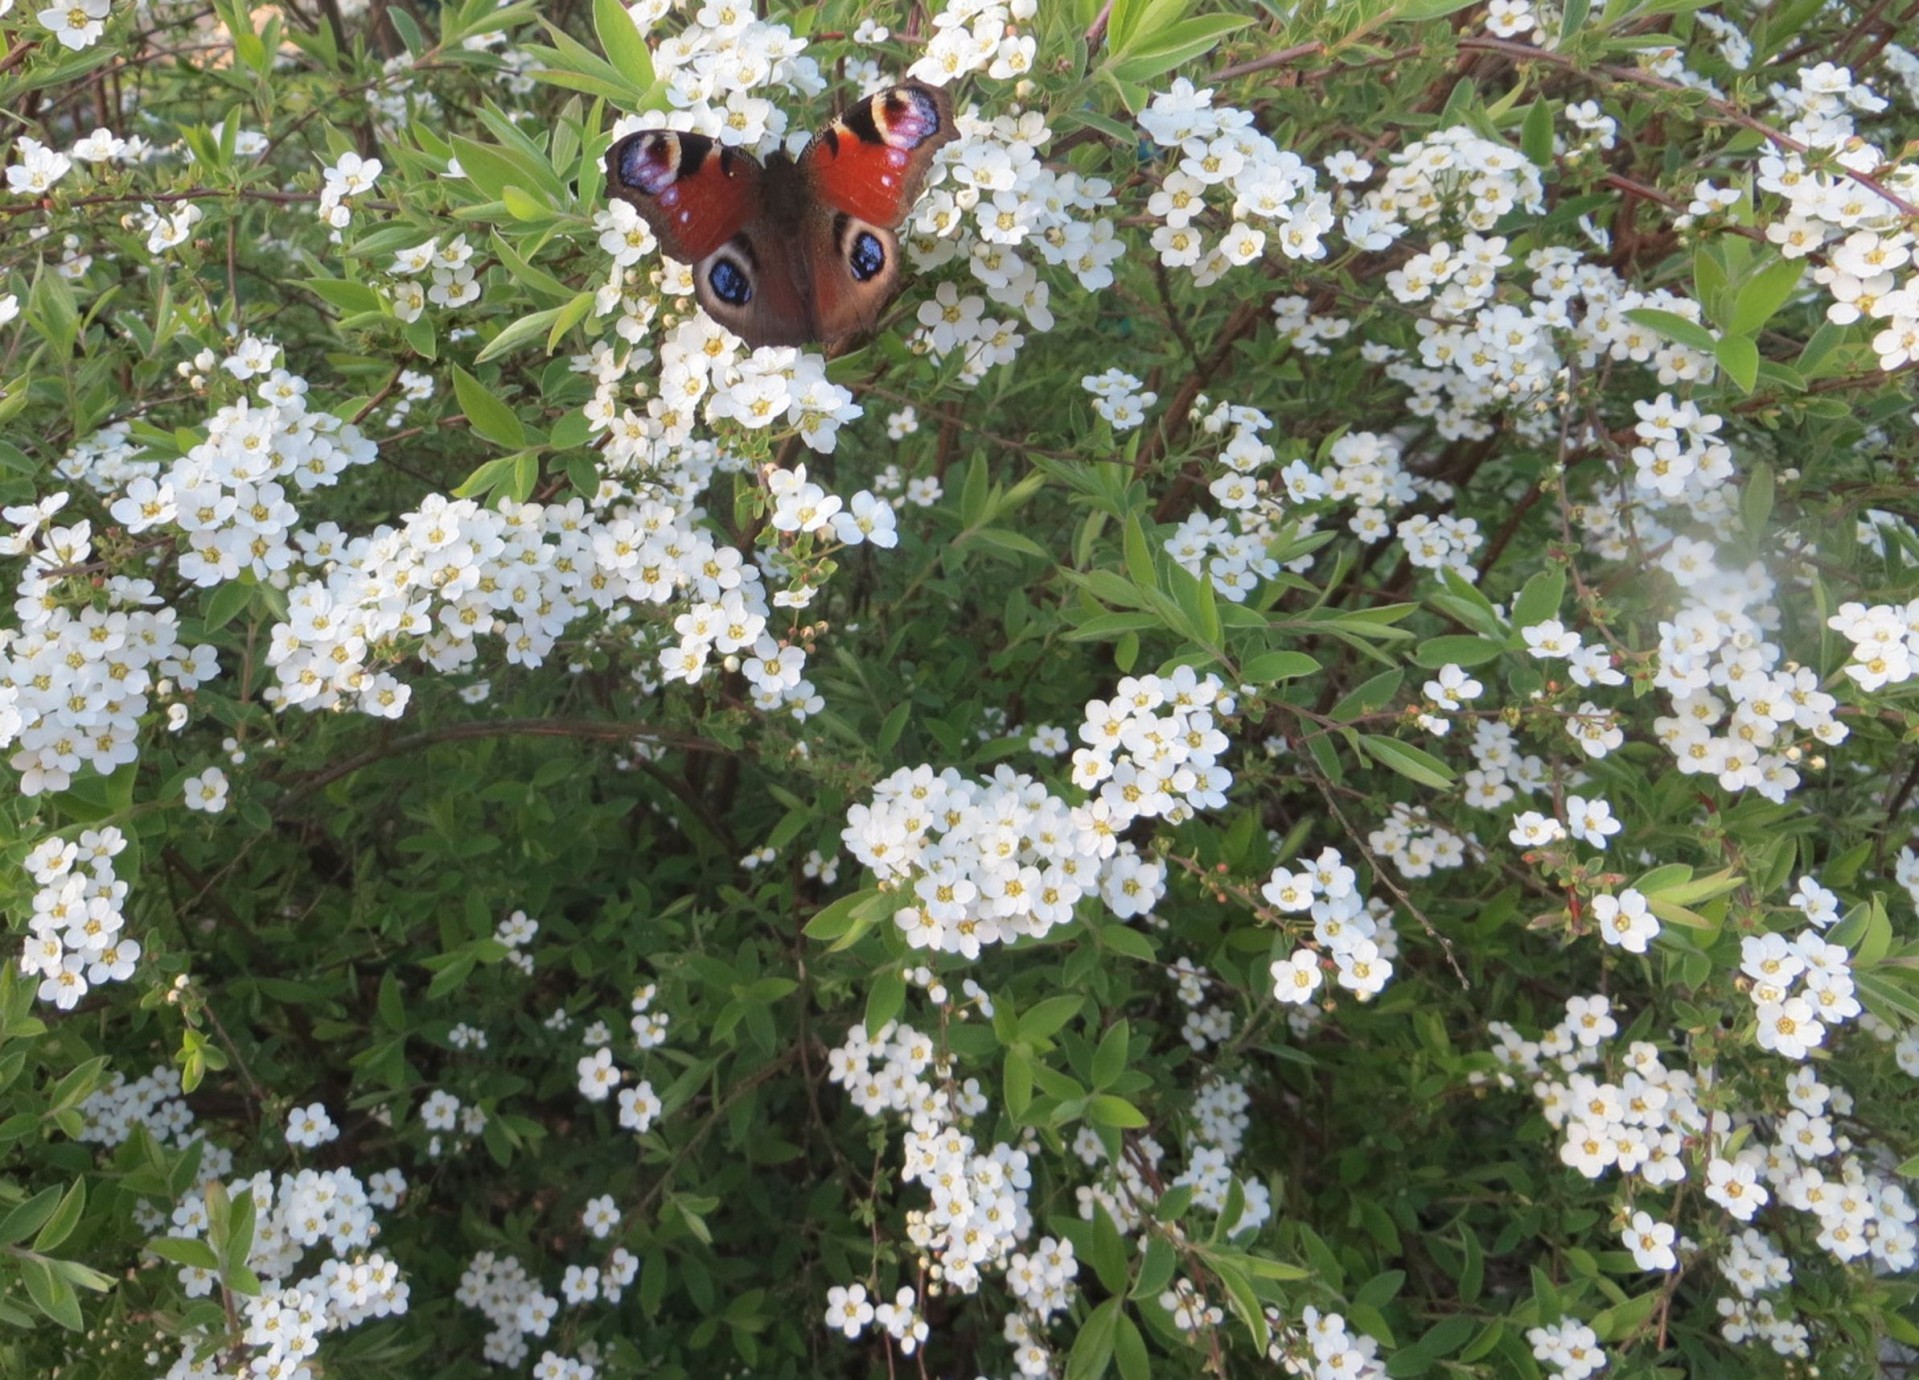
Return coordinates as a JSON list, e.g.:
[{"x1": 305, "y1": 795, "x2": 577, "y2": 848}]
[
  {"x1": 708, "y1": 258, "x2": 752, "y2": 306},
  {"x1": 848, "y1": 232, "x2": 886, "y2": 283}
]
